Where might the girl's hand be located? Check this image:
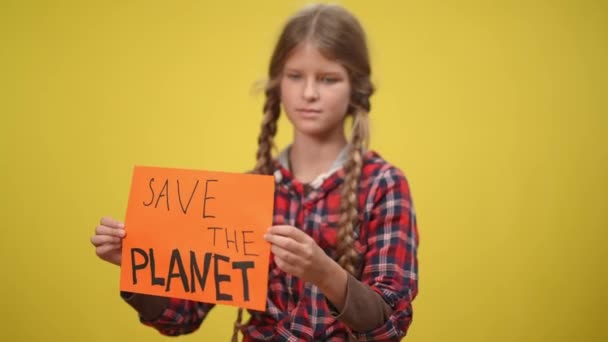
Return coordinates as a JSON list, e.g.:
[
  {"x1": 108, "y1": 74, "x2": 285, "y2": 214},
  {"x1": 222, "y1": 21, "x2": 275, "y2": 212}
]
[
  {"x1": 90, "y1": 216, "x2": 126, "y2": 266},
  {"x1": 264, "y1": 225, "x2": 334, "y2": 285}
]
